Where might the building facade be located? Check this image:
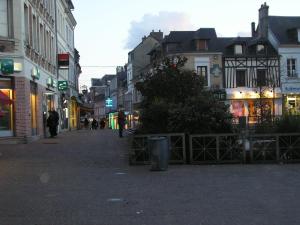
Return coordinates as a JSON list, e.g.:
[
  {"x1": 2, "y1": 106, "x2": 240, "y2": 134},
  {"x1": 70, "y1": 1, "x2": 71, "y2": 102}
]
[{"x1": 0, "y1": 0, "x2": 79, "y2": 141}]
